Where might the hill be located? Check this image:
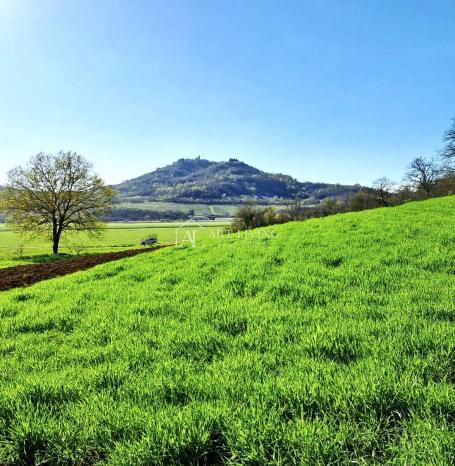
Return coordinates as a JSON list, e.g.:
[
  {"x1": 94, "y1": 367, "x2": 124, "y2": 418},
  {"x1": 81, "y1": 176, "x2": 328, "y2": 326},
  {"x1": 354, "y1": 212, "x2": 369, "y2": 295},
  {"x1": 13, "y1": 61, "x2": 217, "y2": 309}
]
[
  {"x1": 114, "y1": 157, "x2": 362, "y2": 203},
  {"x1": 0, "y1": 197, "x2": 454, "y2": 464}
]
